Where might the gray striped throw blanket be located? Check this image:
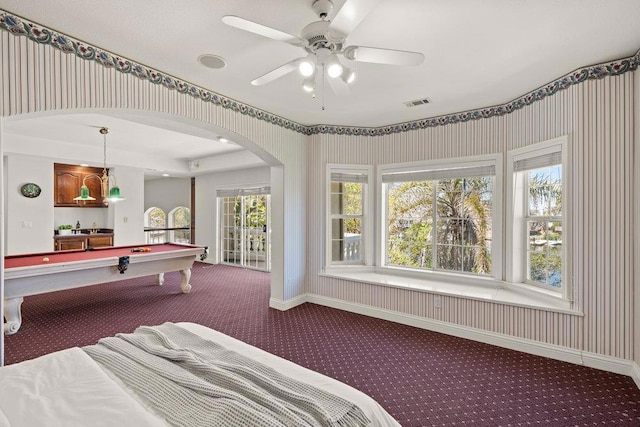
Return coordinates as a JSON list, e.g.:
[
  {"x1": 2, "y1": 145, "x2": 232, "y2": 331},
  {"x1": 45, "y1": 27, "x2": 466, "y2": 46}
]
[{"x1": 83, "y1": 323, "x2": 371, "y2": 427}]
